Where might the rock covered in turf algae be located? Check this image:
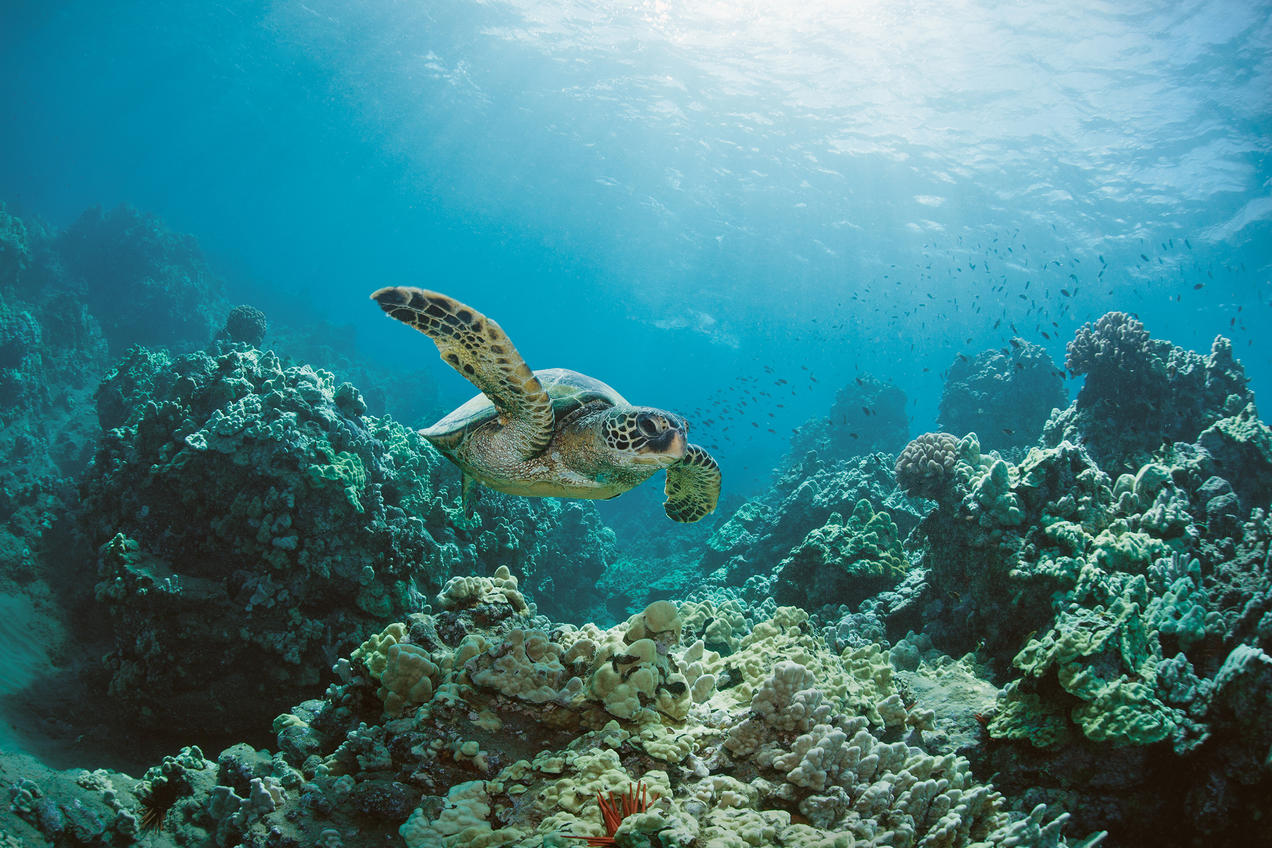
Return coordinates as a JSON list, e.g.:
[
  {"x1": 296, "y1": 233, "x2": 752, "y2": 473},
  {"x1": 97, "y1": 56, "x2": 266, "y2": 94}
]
[
  {"x1": 938, "y1": 339, "x2": 1066, "y2": 454},
  {"x1": 895, "y1": 427, "x2": 1260, "y2": 756},
  {"x1": 1046, "y1": 311, "x2": 1253, "y2": 474},
  {"x1": 774, "y1": 498, "x2": 909, "y2": 610},
  {"x1": 83, "y1": 344, "x2": 613, "y2": 739},
  {"x1": 236, "y1": 574, "x2": 1096, "y2": 848},
  {"x1": 701, "y1": 452, "x2": 920, "y2": 590}
]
